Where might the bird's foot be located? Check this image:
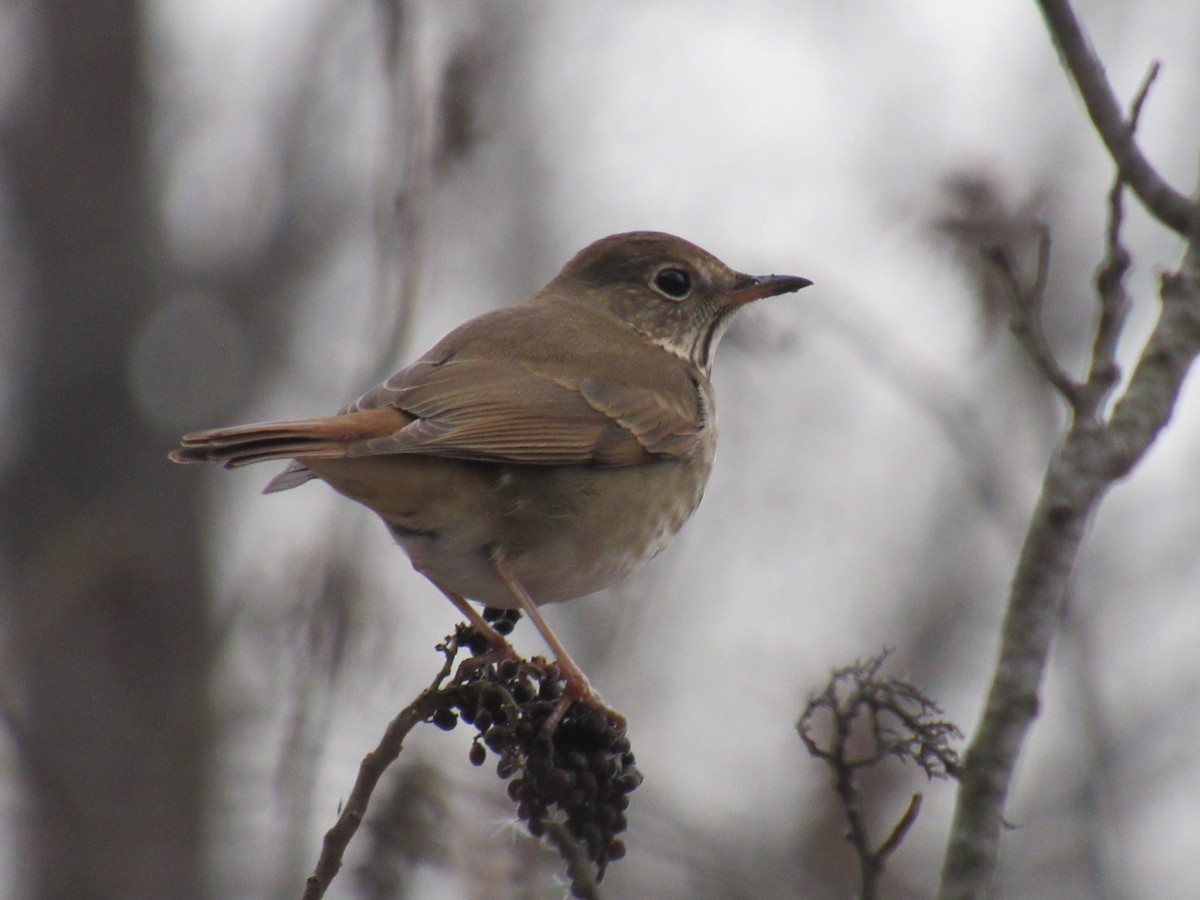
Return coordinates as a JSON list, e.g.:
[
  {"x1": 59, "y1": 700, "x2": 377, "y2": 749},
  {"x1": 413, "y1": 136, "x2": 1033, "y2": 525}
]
[
  {"x1": 438, "y1": 649, "x2": 641, "y2": 878},
  {"x1": 457, "y1": 608, "x2": 520, "y2": 655},
  {"x1": 452, "y1": 633, "x2": 518, "y2": 686},
  {"x1": 541, "y1": 666, "x2": 627, "y2": 737}
]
